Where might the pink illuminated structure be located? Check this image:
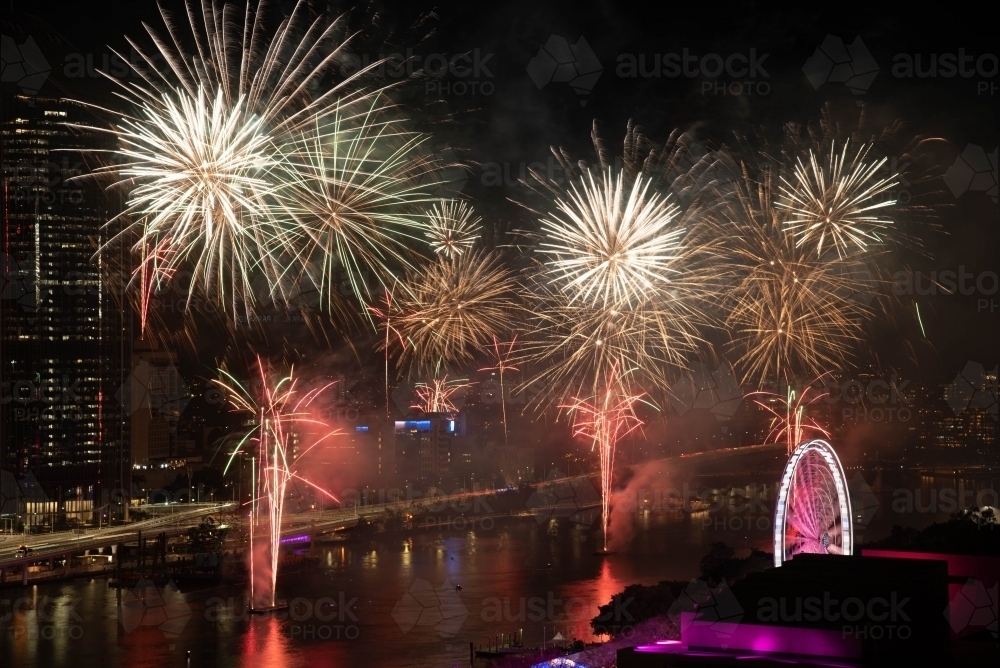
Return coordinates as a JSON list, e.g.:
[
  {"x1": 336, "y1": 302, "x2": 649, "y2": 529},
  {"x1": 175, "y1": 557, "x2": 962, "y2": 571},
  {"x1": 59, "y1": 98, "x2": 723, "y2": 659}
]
[{"x1": 773, "y1": 439, "x2": 853, "y2": 567}]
